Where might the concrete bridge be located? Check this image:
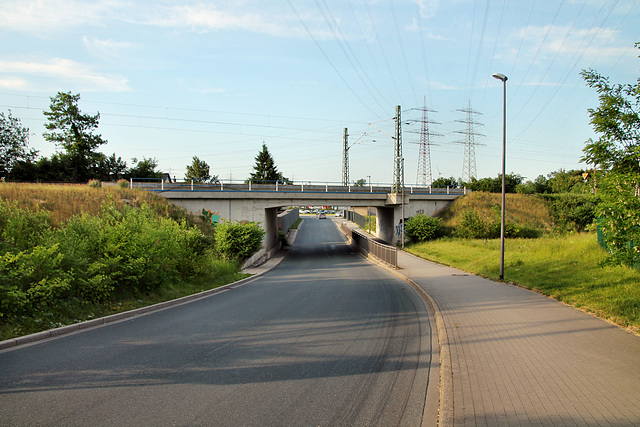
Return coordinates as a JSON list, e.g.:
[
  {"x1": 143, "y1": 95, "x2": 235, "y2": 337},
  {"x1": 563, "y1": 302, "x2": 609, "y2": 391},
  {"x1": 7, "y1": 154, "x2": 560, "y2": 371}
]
[{"x1": 142, "y1": 180, "x2": 466, "y2": 254}]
